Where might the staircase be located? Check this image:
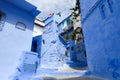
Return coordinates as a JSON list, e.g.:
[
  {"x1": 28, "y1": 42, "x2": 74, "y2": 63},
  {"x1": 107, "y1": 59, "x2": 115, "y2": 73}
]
[{"x1": 31, "y1": 66, "x2": 104, "y2": 80}]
